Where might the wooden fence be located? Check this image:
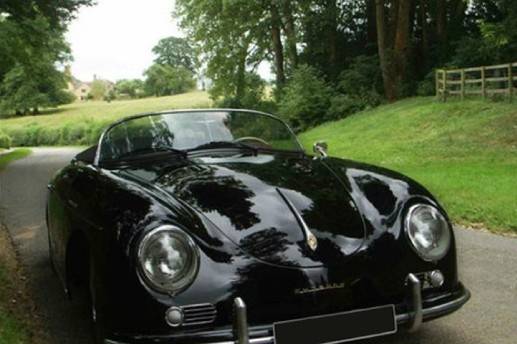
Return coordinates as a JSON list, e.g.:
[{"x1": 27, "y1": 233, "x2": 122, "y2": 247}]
[{"x1": 436, "y1": 62, "x2": 517, "y2": 102}]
